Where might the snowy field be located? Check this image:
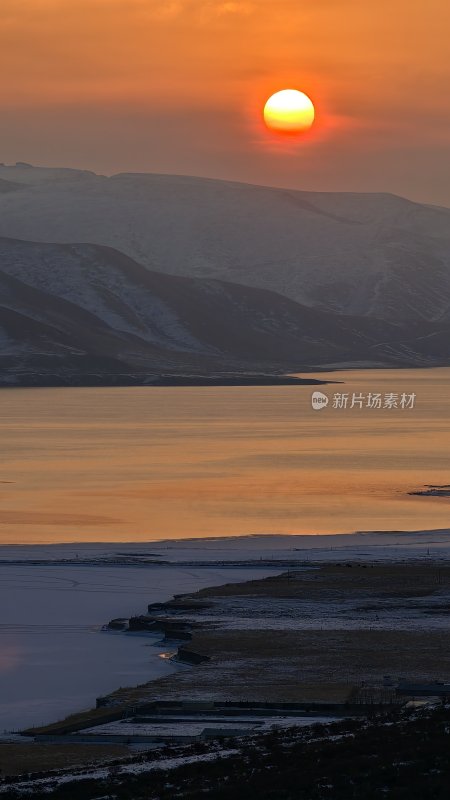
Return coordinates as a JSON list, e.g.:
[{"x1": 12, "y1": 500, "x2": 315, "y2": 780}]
[
  {"x1": 3, "y1": 528, "x2": 450, "y2": 565},
  {"x1": 81, "y1": 714, "x2": 338, "y2": 738},
  {"x1": 146, "y1": 530, "x2": 450, "y2": 563},
  {"x1": 181, "y1": 594, "x2": 450, "y2": 632},
  {"x1": 0, "y1": 557, "x2": 278, "y2": 732}
]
